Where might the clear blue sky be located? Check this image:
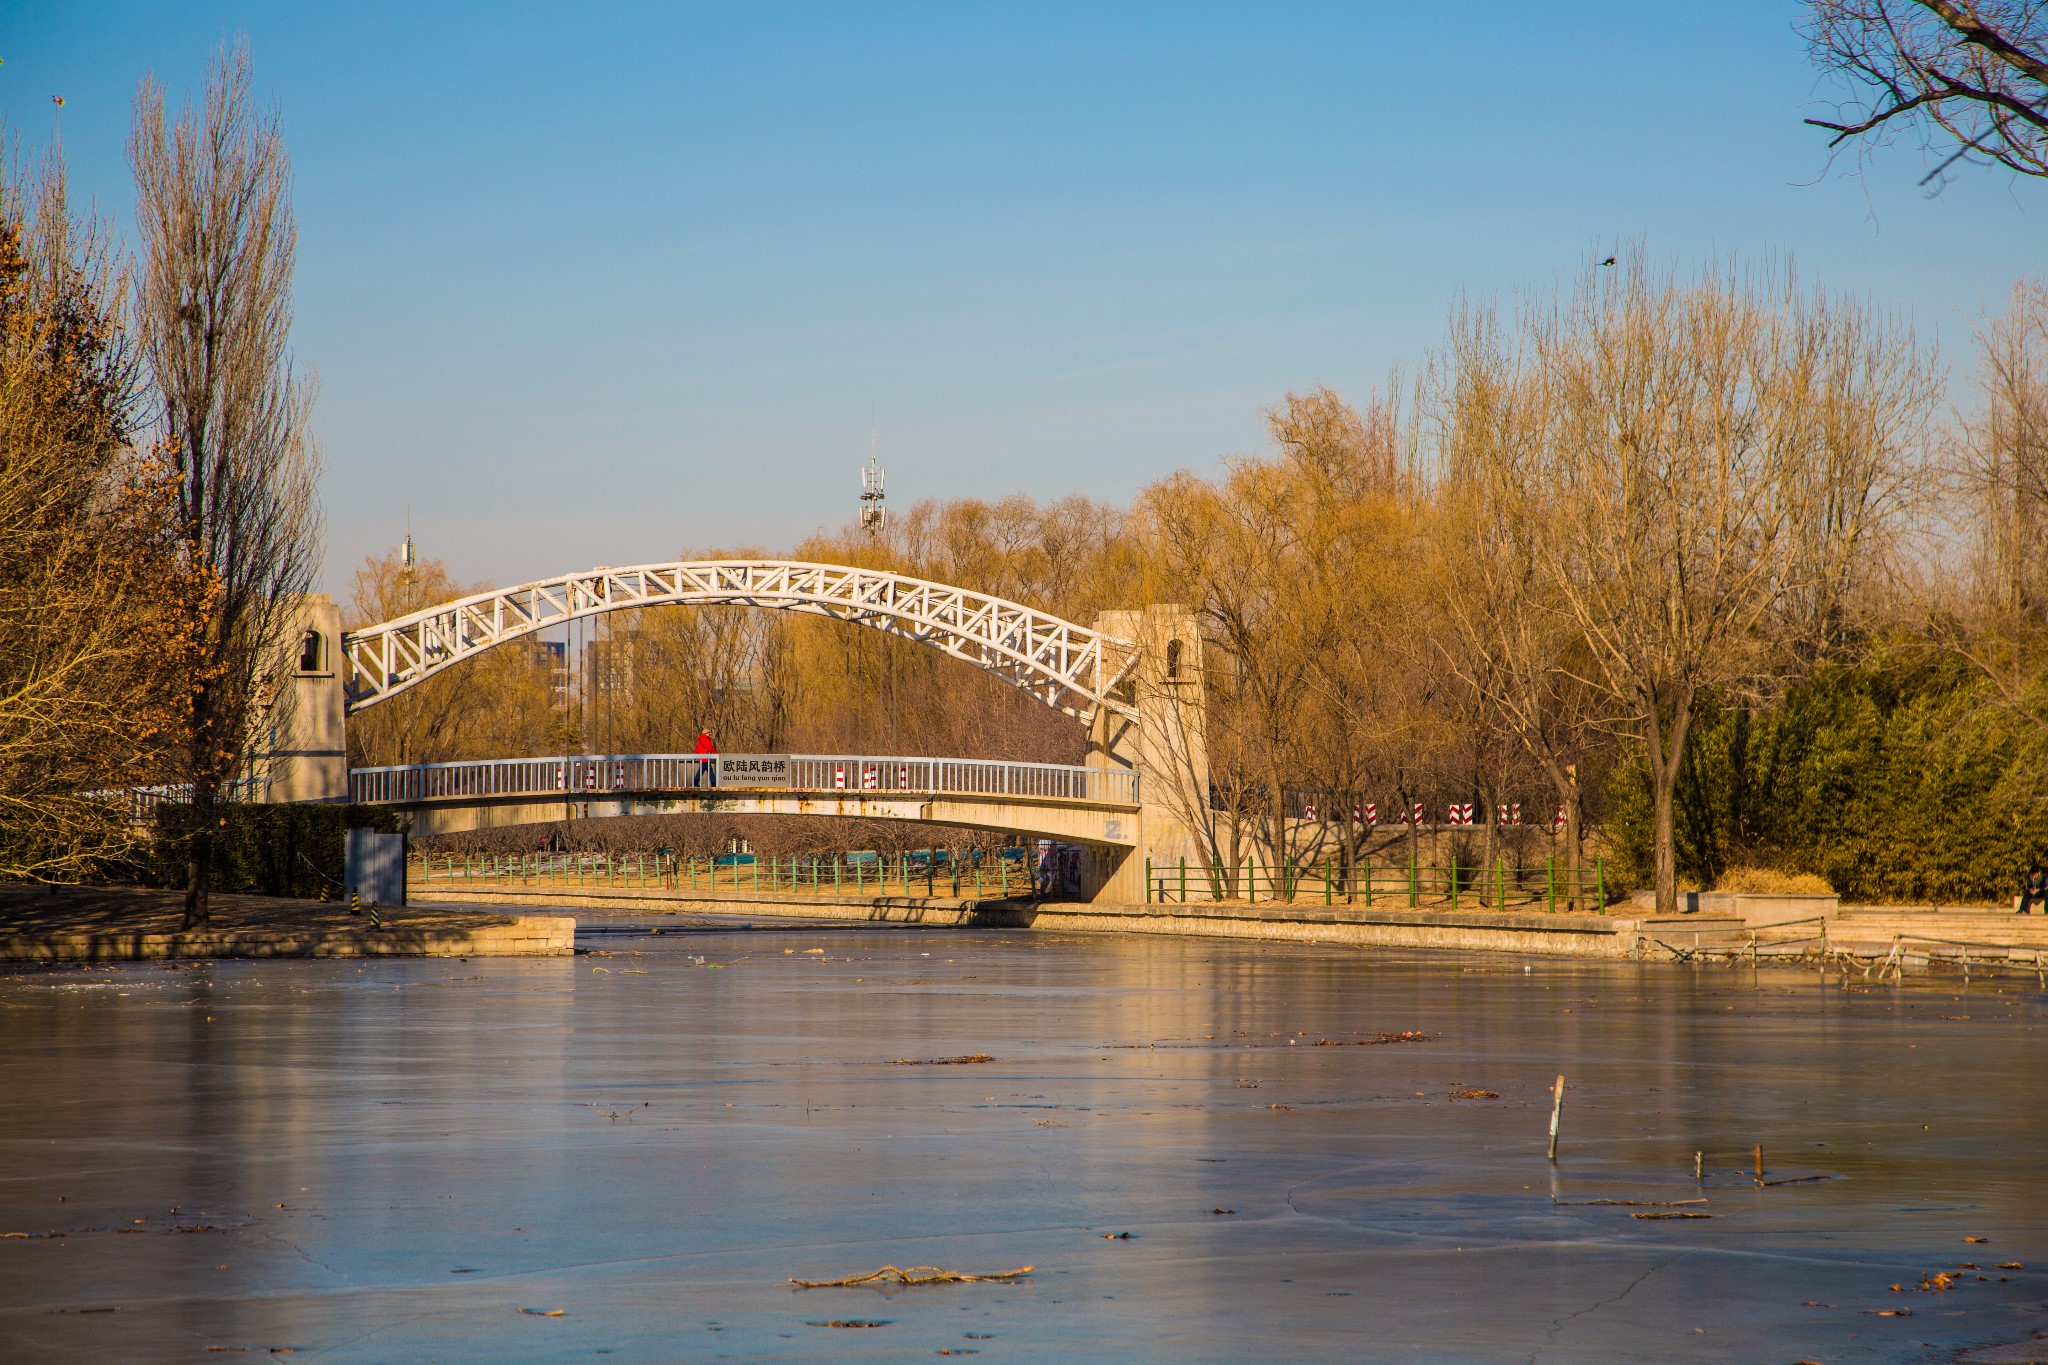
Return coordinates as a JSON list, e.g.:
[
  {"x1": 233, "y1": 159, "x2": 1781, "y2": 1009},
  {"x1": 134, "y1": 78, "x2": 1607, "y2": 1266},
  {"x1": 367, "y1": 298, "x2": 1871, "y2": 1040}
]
[{"x1": 7, "y1": 2, "x2": 2043, "y2": 595}]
